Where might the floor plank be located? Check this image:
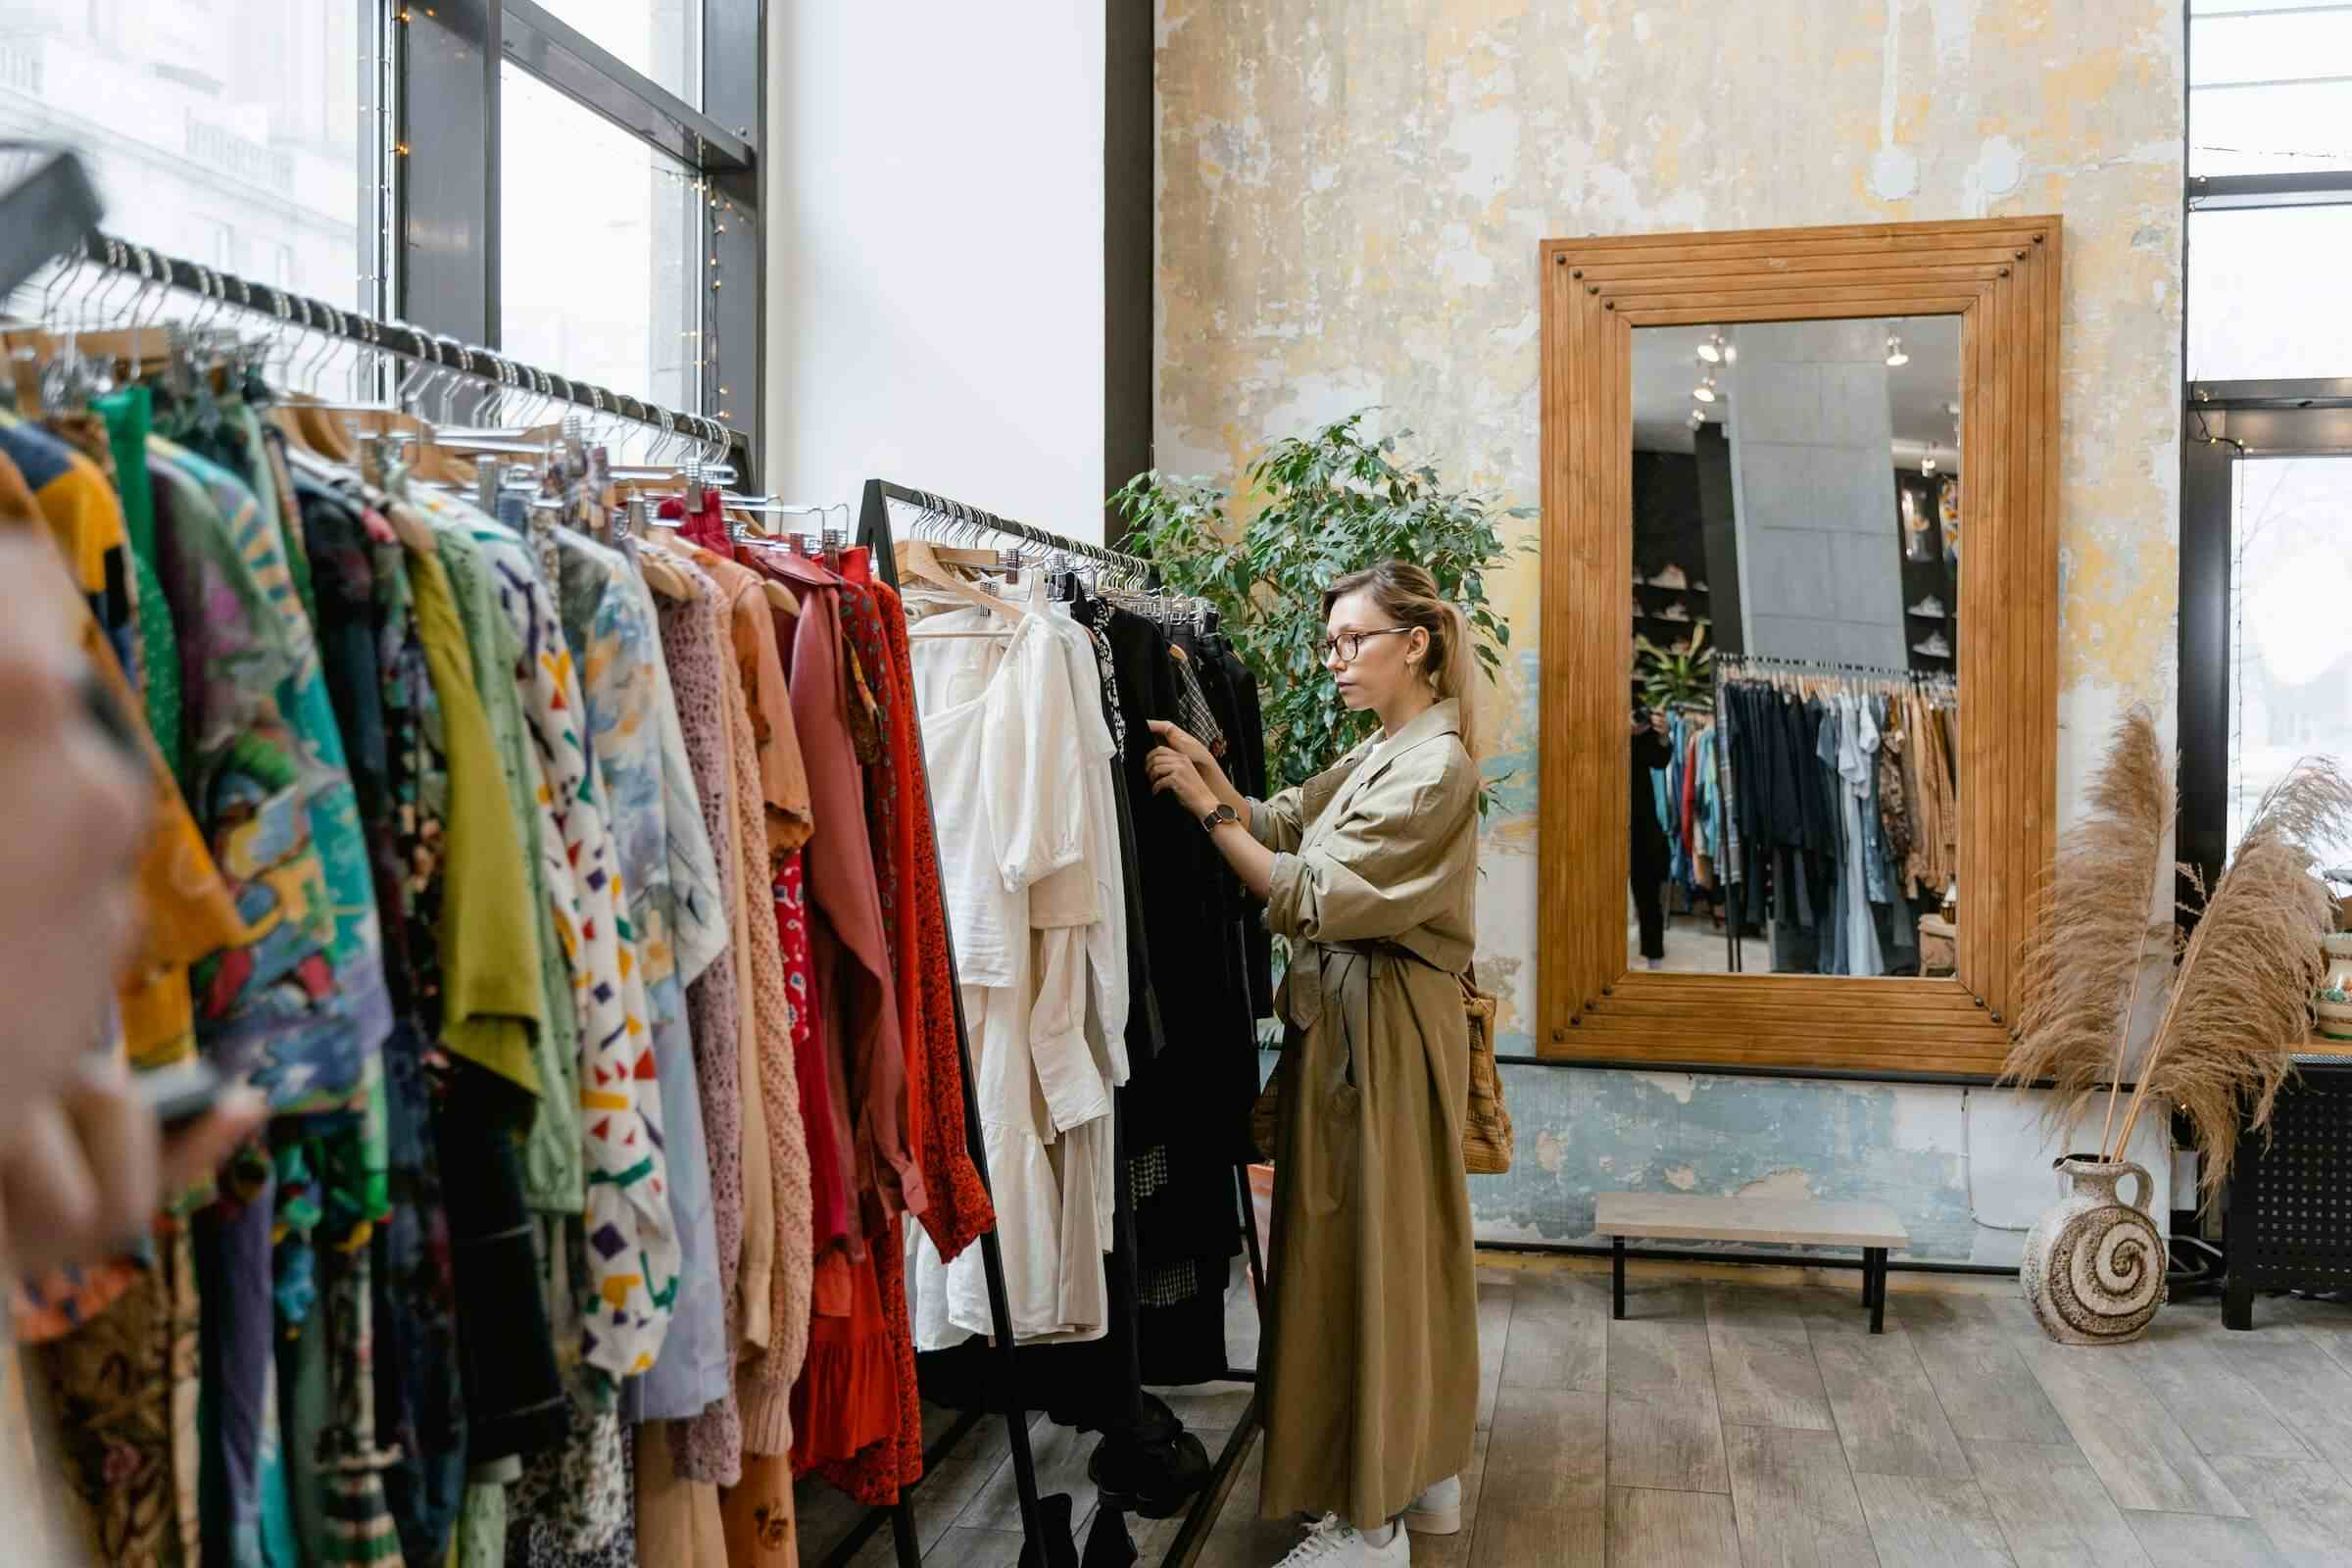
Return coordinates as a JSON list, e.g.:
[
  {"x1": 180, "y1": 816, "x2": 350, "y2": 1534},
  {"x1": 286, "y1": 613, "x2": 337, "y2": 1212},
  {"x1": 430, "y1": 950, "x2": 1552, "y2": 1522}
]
[
  {"x1": 1607, "y1": 1320, "x2": 1729, "y2": 1493},
  {"x1": 2208, "y1": 1336, "x2": 2352, "y2": 1488},
  {"x1": 1907, "y1": 1322, "x2": 2073, "y2": 1446},
  {"x1": 1809, "y1": 1329, "x2": 1972, "y2": 1481},
  {"x1": 1187, "y1": 1430, "x2": 1299, "y2": 1568},
  {"x1": 1486, "y1": 1382, "x2": 1606, "y2": 1510},
  {"x1": 2208, "y1": 1455, "x2": 2352, "y2": 1568},
  {"x1": 1851, "y1": 1474, "x2": 2016, "y2": 1568},
  {"x1": 1964, "y1": 1440, "x2": 2153, "y2": 1568},
  {"x1": 918, "y1": 1527, "x2": 1028, "y2": 1568},
  {"x1": 1707, "y1": 1281, "x2": 1820, "y2": 1337},
  {"x1": 2017, "y1": 1339, "x2": 2246, "y2": 1516},
  {"x1": 1608, "y1": 1487, "x2": 1741, "y2": 1567},
  {"x1": 1724, "y1": 1424, "x2": 1880, "y2": 1568},
  {"x1": 1710, "y1": 1321, "x2": 1837, "y2": 1431},
  {"x1": 956, "y1": 1418, "x2": 1102, "y2": 1536},
  {"x1": 1475, "y1": 1273, "x2": 1517, "y2": 1429},
  {"x1": 1497, "y1": 1273, "x2": 1607, "y2": 1392},
  {"x1": 2121, "y1": 1511, "x2": 2286, "y2": 1568},
  {"x1": 2116, "y1": 1338, "x2": 2312, "y2": 1460},
  {"x1": 1467, "y1": 1498, "x2": 1606, "y2": 1568},
  {"x1": 1619, "y1": 1276, "x2": 1712, "y2": 1325},
  {"x1": 841, "y1": 1460, "x2": 997, "y2": 1567},
  {"x1": 1407, "y1": 1426, "x2": 1492, "y2": 1568}
]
